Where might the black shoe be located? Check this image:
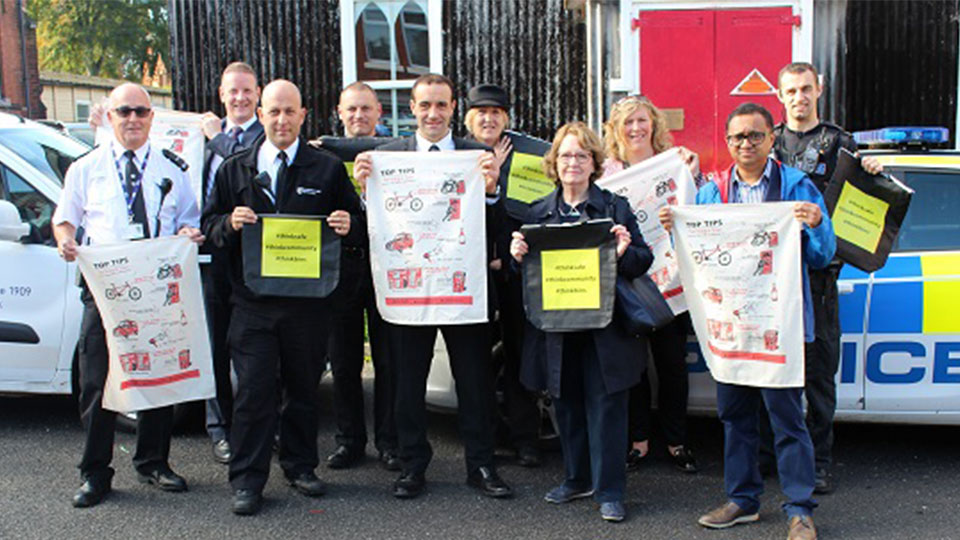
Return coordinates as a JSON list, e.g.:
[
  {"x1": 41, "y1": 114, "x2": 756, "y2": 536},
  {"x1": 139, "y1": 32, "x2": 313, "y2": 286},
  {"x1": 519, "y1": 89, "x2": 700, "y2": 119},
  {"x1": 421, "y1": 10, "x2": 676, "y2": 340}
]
[
  {"x1": 379, "y1": 450, "x2": 402, "y2": 472},
  {"x1": 72, "y1": 479, "x2": 111, "y2": 508},
  {"x1": 232, "y1": 489, "x2": 263, "y2": 516},
  {"x1": 326, "y1": 445, "x2": 364, "y2": 470},
  {"x1": 393, "y1": 472, "x2": 426, "y2": 499},
  {"x1": 626, "y1": 448, "x2": 647, "y2": 471},
  {"x1": 212, "y1": 439, "x2": 232, "y2": 465},
  {"x1": 516, "y1": 446, "x2": 542, "y2": 468},
  {"x1": 288, "y1": 472, "x2": 327, "y2": 497},
  {"x1": 814, "y1": 468, "x2": 834, "y2": 494},
  {"x1": 467, "y1": 466, "x2": 513, "y2": 498},
  {"x1": 669, "y1": 446, "x2": 699, "y2": 474},
  {"x1": 138, "y1": 467, "x2": 187, "y2": 492}
]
